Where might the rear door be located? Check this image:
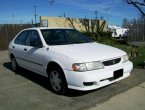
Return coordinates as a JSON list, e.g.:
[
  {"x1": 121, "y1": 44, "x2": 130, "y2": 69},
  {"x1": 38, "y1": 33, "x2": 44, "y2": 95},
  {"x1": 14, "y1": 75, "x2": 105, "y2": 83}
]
[{"x1": 12, "y1": 30, "x2": 29, "y2": 67}]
